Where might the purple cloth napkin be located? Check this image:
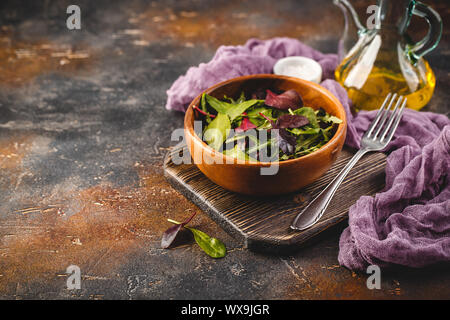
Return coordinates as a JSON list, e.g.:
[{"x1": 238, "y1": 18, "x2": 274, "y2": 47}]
[
  {"x1": 166, "y1": 38, "x2": 450, "y2": 270},
  {"x1": 166, "y1": 38, "x2": 337, "y2": 112}
]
